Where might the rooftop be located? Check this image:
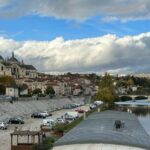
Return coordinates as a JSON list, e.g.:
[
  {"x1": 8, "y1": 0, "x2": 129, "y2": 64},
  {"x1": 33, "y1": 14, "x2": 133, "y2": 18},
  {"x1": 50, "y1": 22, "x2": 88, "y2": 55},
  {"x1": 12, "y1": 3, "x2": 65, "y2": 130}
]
[
  {"x1": 54, "y1": 110, "x2": 150, "y2": 150},
  {"x1": 20, "y1": 64, "x2": 36, "y2": 70},
  {"x1": 11, "y1": 130, "x2": 42, "y2": 136}
]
